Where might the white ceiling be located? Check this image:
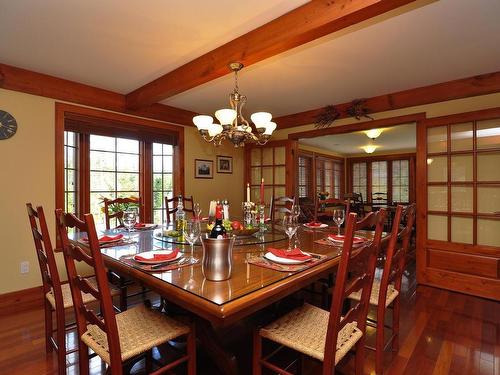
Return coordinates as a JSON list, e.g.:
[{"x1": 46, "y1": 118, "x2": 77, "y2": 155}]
[
  {"x1": 0, "y1": 0, "x2": 307, "y2": 92},
  {"x1": 1, "y1": 0, "x2": 500, "y2": 120},
  {"x1": 299, "y1": 123, "x2": 416, "y2": 155}
]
